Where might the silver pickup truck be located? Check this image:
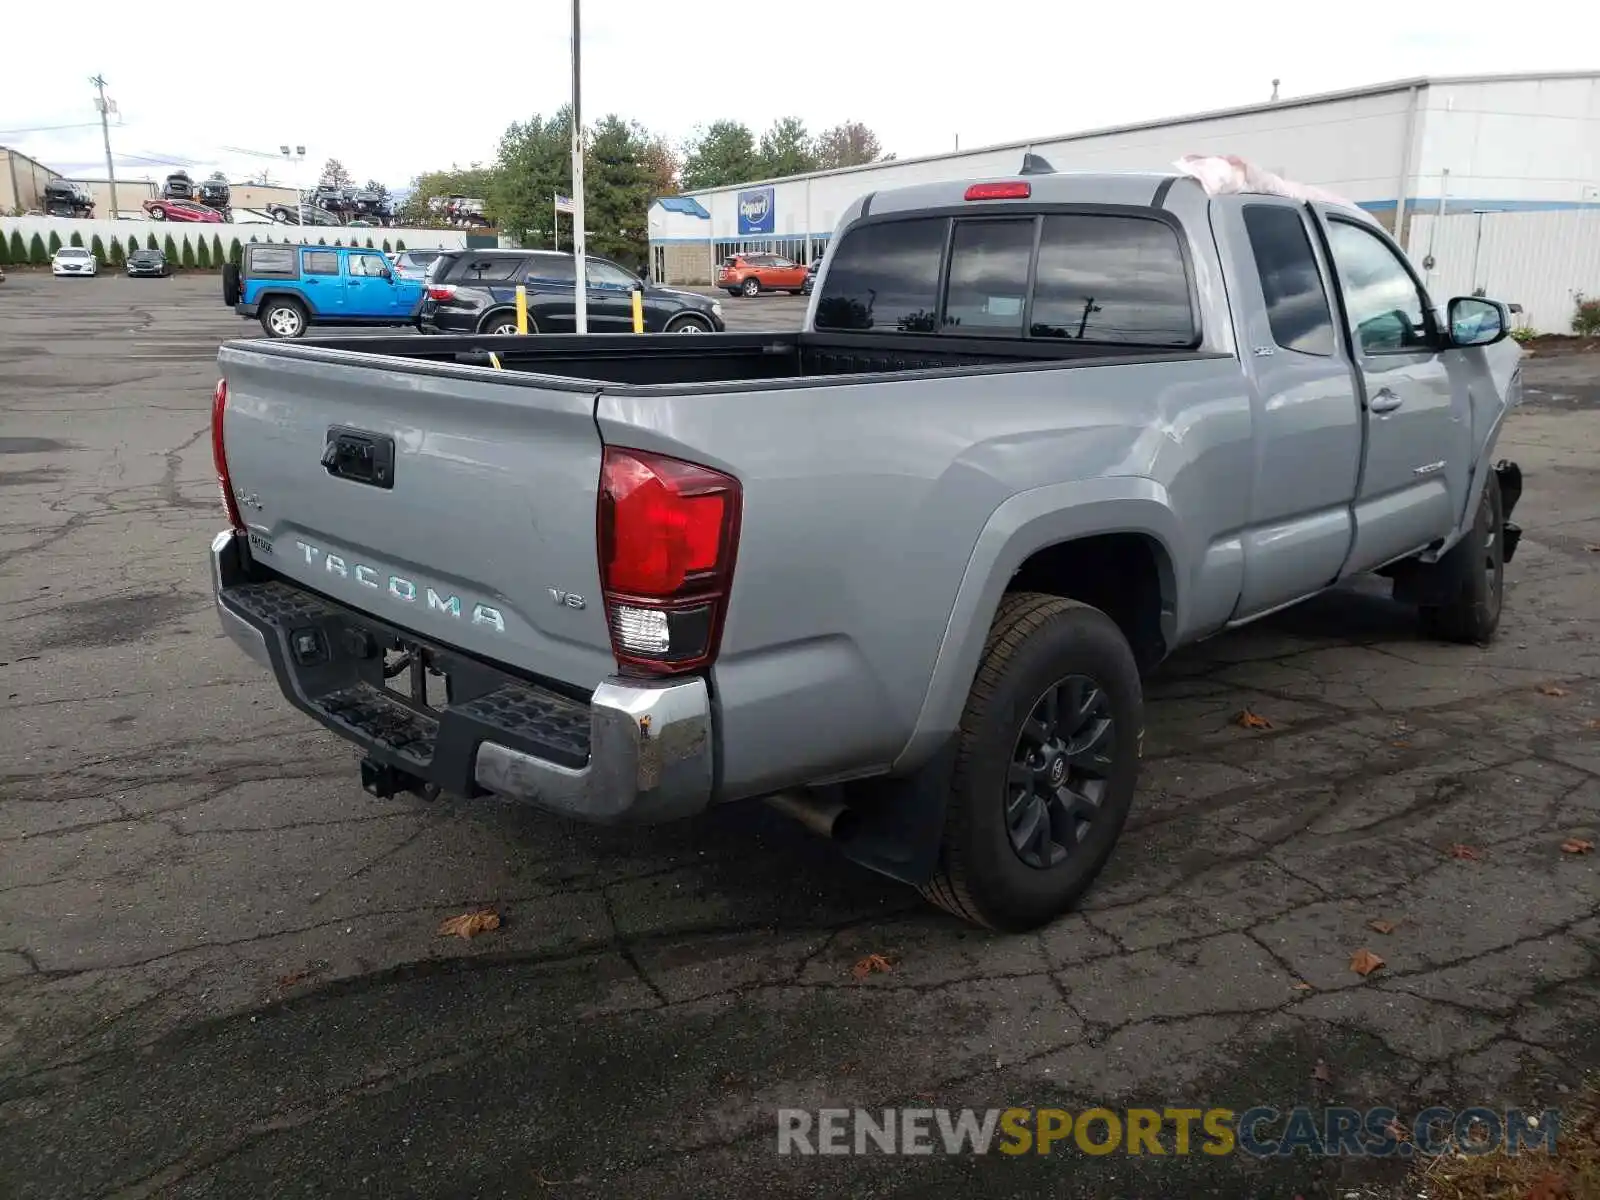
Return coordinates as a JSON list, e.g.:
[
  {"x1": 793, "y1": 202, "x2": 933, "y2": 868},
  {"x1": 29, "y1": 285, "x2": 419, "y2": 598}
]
[{"x1": 209, "y1": 167, "x2": 1523, "y2": 931}]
